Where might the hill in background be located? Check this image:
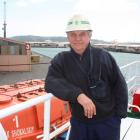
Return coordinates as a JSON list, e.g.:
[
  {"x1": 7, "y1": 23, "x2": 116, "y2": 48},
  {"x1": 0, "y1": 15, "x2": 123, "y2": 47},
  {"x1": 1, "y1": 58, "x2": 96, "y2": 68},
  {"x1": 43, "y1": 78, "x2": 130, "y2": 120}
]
[
  {"x1": 10, "y1": 35, "x2": 140, "y2": 45},
  {"x1": 10, "y1": 35, "x2": 109, "y2": 44}
]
